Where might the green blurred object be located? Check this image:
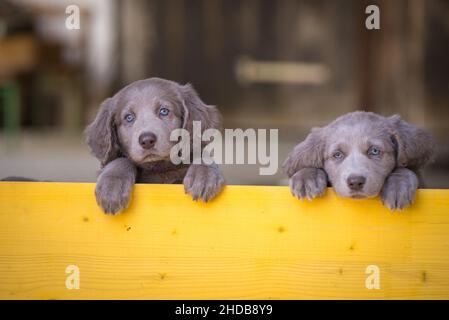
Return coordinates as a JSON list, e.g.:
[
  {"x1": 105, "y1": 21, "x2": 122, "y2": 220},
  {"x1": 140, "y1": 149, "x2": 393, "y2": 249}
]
[{"x1": 0, "y1": 81, "x2": 21, "y2": 137}]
